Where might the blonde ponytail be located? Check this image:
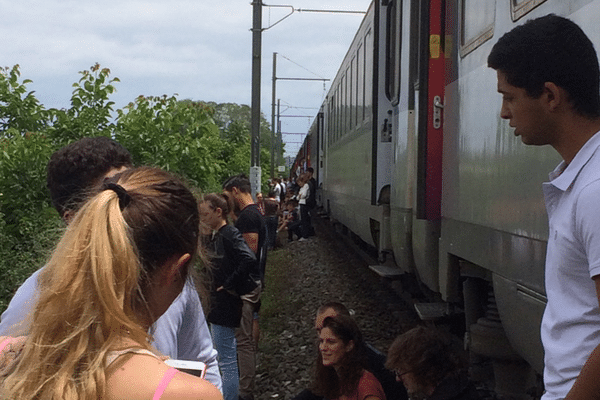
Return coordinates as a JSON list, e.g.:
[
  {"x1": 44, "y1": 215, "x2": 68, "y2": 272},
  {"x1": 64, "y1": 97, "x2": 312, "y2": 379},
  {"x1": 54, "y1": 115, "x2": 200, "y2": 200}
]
[{"x1": 1, "y1": 167, "x2": 200, "y2": 399}]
